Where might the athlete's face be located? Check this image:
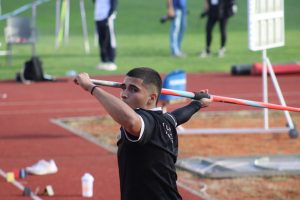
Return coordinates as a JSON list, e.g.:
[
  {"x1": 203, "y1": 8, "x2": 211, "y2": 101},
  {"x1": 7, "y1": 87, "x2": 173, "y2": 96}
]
[{"x1": 120, "y1": 76, "x2": 157, "y2": 109}]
